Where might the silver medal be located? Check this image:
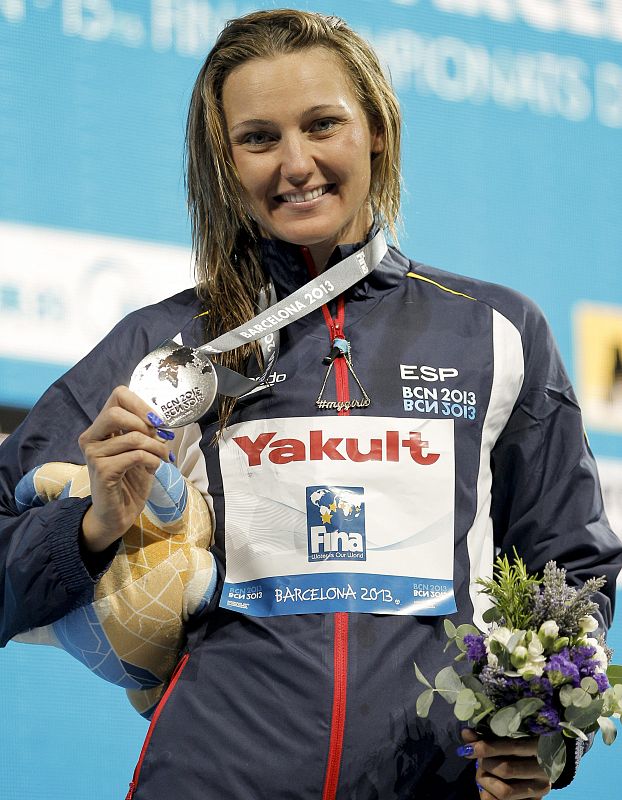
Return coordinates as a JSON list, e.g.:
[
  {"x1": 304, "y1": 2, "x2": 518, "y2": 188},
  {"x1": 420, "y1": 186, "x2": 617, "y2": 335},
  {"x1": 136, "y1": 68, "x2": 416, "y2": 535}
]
[{"x1": 129, "y1": 339, "x2": 218, "y2": 428}]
